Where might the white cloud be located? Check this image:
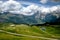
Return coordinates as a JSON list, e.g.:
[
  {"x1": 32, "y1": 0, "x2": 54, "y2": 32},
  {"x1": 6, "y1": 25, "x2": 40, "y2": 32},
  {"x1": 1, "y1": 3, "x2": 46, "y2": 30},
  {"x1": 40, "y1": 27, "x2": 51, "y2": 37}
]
[
  {"x1": 50, "y1": 6, "x2": 58, "y2": 12},
  {"x1": 39, "y1": 6, "x2": 50, "y2": 14},
  {"x1": 50, "y1": 5, "x2": 60, "y2": 18},
  {"x1": 21, "y1": 4, "x2": 60, "y2": 19},
  {"x1": 1, "y1": 0, "x2": 22, "y2": 13},
  {"x1": 21, "y1": 5, "x2": 39, "y2": 16},
  {"x1": 0, "y1": 1, "x2": 2, "y2": 4},
  {"x1": 0, "y1": 1, "x2": 3, "y2": 12},
  {"x1": 0, "y1": 0, "x2": 60, "y2": 18},
  {"x1": 40, "y1": 0, "x2": 48, "y2": 4}
]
